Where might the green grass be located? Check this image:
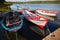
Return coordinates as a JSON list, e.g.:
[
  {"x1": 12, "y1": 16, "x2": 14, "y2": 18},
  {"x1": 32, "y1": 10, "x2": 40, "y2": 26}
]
[
  {"x1": 5, "y1": 1, "x2": 60, "y2": 4},
  {"x1": 0, "y1": 5, "x2": 11, "y2": 12}
]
